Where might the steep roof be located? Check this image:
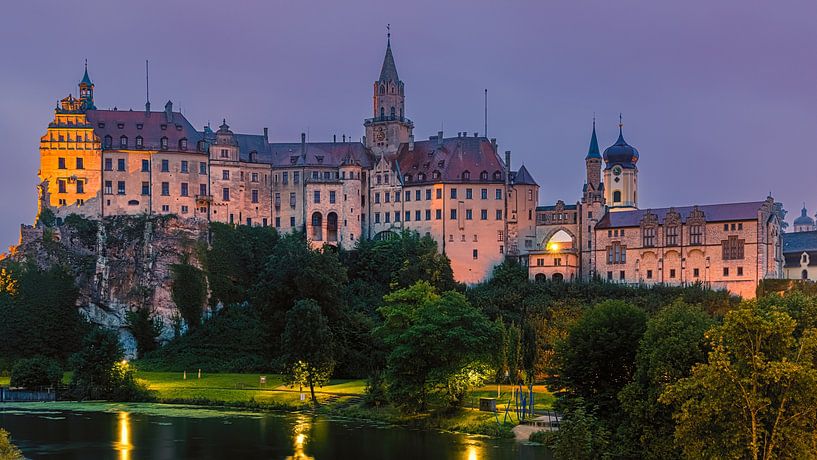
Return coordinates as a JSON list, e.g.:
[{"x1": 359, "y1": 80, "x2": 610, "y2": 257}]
[
  {"x1": 86, "y1": 109, "x2": 202, "y2": 151},
  {"x1": 586, "y1": 121, "x2": 601, "y2": 160},
  {"x1": 511, "y1": 165, "x2": 538, "y2": 186},
  {"x1": 395, "y1": 136, "x2": 505, "y2": 183},
  {"x1": 266, "y1": 142, "x2": 373, "y2": 168},
  {"x1": 783, "y1": 231, "x2": 817, "y2": 254},
  {"x1": 379, "y1": 40, "x2": 400, "y2": 83},
  {"x1": 596, "y1": 201, "x2": 767, "y2": 228}
]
